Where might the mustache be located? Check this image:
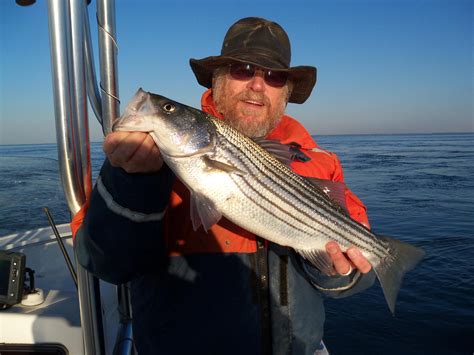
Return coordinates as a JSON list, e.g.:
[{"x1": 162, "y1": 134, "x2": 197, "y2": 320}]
[{"x1": 235, "y1": 91, "x2": 271, "y2": 106}]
